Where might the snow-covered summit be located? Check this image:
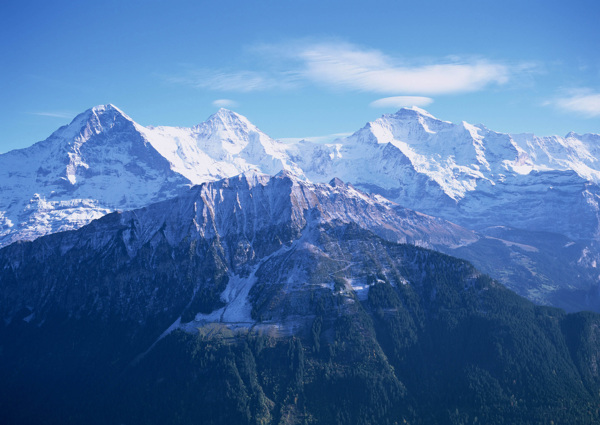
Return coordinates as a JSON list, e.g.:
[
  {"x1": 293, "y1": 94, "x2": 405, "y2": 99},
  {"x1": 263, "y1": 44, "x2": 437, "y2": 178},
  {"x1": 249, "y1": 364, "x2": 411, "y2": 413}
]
[
  {"x1": 364, "y1": 107, "x2": 600, "y2": 185},
  {"x1": 199, "y1": 108, "x2": 257, "y2": 132},
  {"x1": 192, "y1": 108, "x2": 260, "y2": 155},
  {"x1": 137, "y1": 108, "x2": 302, "y2": 184},
  {"x1": 388, "y1": 106, "x2": 445, "y2": 122},
  {"x1": 49, "y1": 103, "x2": 133, "y2": 143},
  {"x1": 0, "y1": 104, "x2": 190, "y2": 247}
]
